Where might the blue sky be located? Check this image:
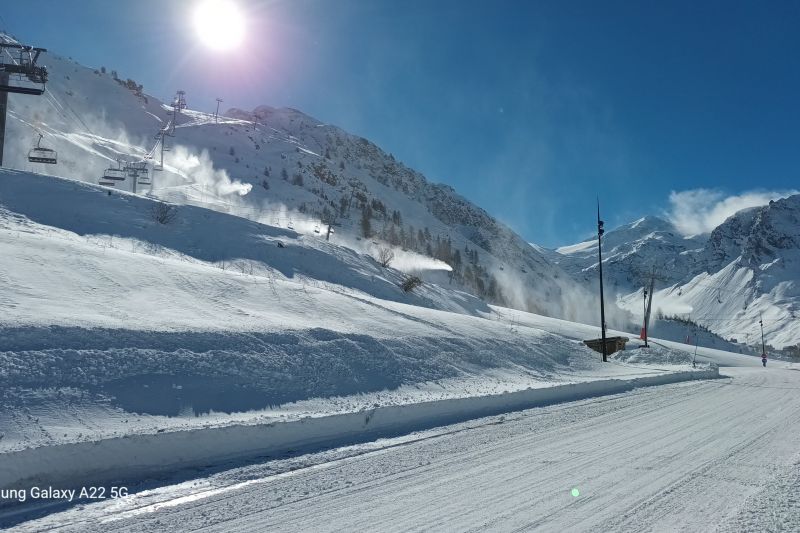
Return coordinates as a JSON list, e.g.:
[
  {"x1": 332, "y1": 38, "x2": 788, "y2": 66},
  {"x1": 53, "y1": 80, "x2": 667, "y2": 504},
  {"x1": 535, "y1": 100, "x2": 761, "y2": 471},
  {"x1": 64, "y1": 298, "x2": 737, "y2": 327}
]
[{"x1": 3, "y1": 0, "x2": 799, "y2": 246}]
